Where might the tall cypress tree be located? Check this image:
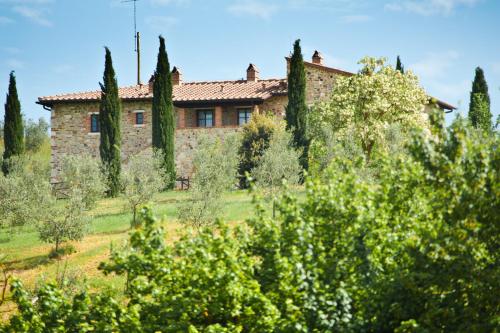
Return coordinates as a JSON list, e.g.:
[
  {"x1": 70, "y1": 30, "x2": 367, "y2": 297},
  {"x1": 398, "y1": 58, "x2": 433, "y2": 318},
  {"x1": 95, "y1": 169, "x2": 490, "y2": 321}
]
[
  {"x1": 285, "y1": 39, "x2": 308, "y2": 170},
  {"x1": 396, "y1": 55, "x2": 404, "y2": 74},
  {"x1": 2, "y1": 71, "x2": 24, "y2": 175},
  {"x1": 468, "y1": 67, "x2": 492, "y2": 130},
  {"x1": 99, "y1": 47, "x2": 122, "y2": 197},
  {"x1": 152, "y1": 35, "x2": 175, "y2": 189}
]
